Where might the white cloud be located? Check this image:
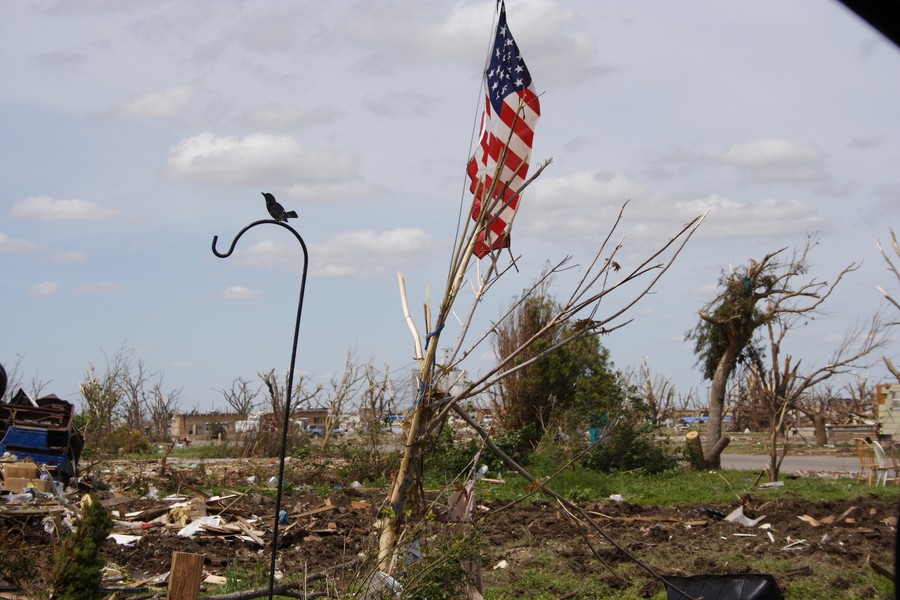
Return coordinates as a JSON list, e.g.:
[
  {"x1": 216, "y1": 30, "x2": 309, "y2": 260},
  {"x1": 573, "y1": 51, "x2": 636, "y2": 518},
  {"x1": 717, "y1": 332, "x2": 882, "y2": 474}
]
[
  {"x1": 522, "y1": 171, "x2": 826, "y2": 242},
  {"x1": 284, "y1": 181, "x2": 378, "y2": 203},
  {"x1": 364, "y1": 90, "x2": 437, "y2": 118},
  {"x1": 73, "y1": 282, "x2": 121, "y2": 295},
  {"x1": 42, "y1": 251, "x2": 88, "y2": 264},
  {"x1": 164, "y1": 133, "x2": 360, "y2": 186},
  {"x1": 523, "y1": 172, "x2": 661, "y2": 238},
  {"x1": 241, "y1": 105, "x2": 343, "y2": 129},
  {"x1": 687, "y1": 196, "x2": 827, "y2": 238},
  {"x1": 113, "y1": 85, "x2": 194, "y2": 120},
  {"x1": 221, "y1": 286, "x2": 262, "y2": 300},
  {"x1": 531, "y1": 172, "x2": 652, "y2": 209},
  {"x1": 722, "y1": 138, "x2": 826, "y2": 183},
  {"x1": 233, "y1": 240, "x2": 298, "y2": 269},
  {"x1": 0, "y1": 233, "x2": 40, "y2": 254},
  {"x1": 344, "y1": 0, "x2": 607, "y2": 85},
  {"x1": 311, "y1": 228, "x2": 436, "y2": 278},
  {"x1": 11, "y1": 196, "x2": 120, "y2": 221},
  {"x1": 230, "y1": 229, "x2": 435, "y2": 278},
  {"x1": 29, "y1": 281, "x2": 59, "y2": 296}
]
